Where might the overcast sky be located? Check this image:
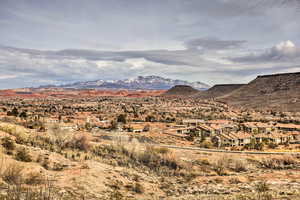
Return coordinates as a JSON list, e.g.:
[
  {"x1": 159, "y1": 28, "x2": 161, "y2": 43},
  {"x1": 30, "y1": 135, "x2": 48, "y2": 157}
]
[{"x1": 1, "y1": 0, "x2": 300, "y2": 89}]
